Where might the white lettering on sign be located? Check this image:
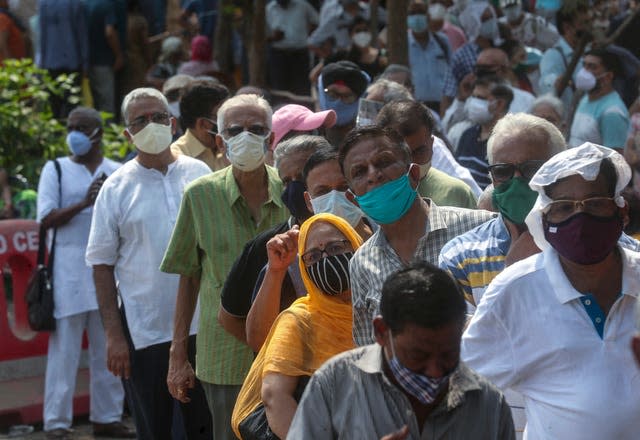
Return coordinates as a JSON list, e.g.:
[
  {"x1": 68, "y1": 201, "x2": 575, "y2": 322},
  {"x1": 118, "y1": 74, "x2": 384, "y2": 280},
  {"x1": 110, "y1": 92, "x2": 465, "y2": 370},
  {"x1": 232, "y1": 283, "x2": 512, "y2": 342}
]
[
  {"x1": 13, "y1": 231, "x2": 39, "y2": 252},
  {"x1": 0, "y1": 234, "x2": 6, "y2": 254}
]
